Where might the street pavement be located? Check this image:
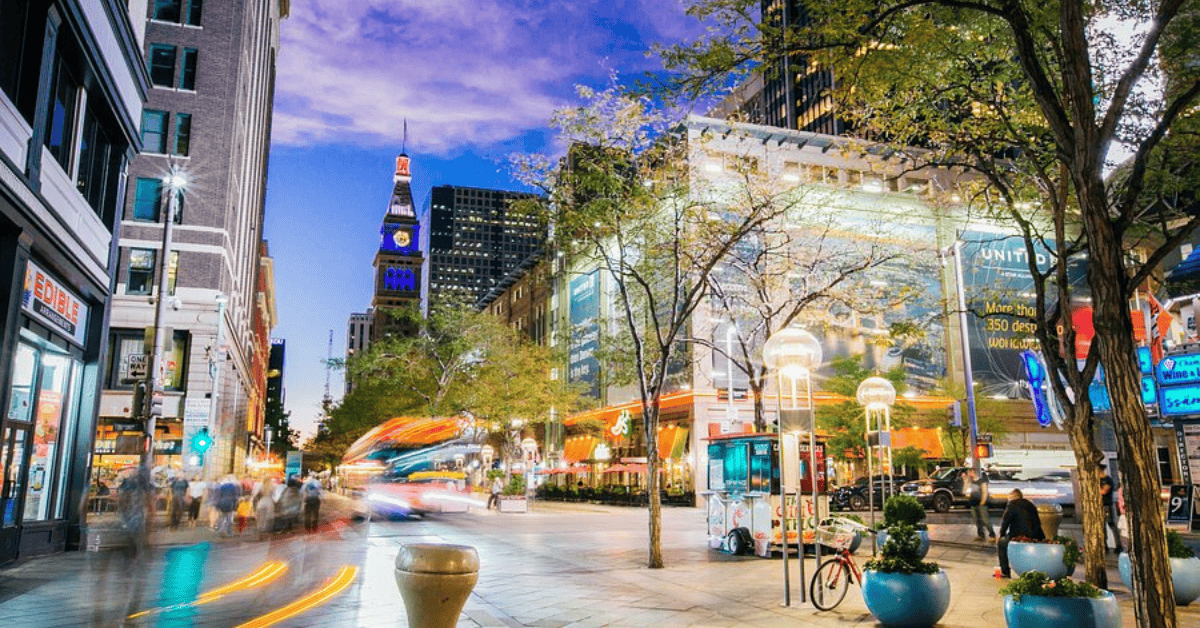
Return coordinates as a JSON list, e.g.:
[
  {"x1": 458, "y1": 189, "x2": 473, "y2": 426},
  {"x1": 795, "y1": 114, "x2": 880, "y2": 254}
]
[{"x1": 1, "y1": 496, "x2": 1198, "y2": 627}]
